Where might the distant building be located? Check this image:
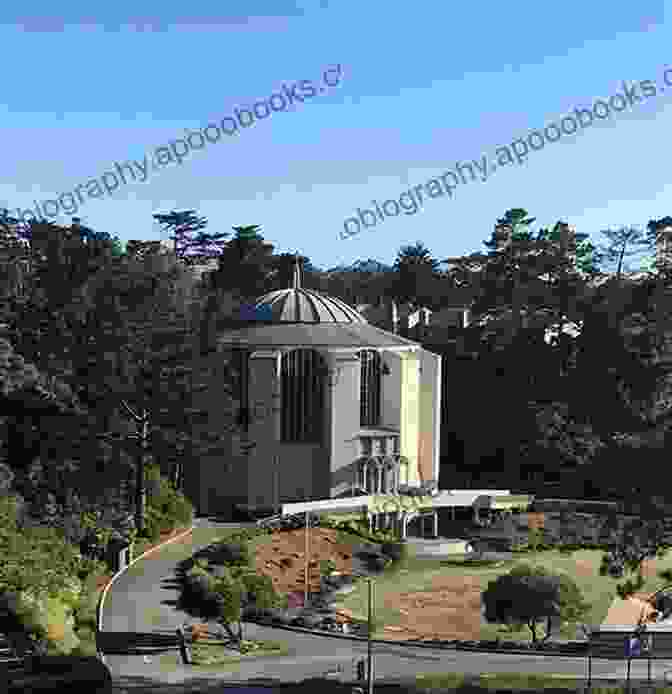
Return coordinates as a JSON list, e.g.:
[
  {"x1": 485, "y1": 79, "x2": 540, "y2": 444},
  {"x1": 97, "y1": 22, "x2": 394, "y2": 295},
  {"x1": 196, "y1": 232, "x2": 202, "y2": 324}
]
[{"x1": 655, "y1": 225, "x2": 672, "y2": 272}]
